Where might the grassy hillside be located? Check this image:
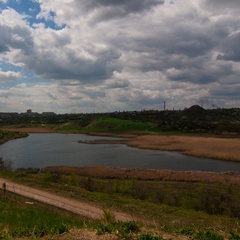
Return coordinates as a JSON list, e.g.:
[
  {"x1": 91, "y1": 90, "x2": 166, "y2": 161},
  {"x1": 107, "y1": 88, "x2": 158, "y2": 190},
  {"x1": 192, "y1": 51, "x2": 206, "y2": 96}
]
[
  {"x1": 54, "y1": 116, "x2": 161, "y2": 134},
  {"x1": 1, "y1": 169, "x2": 240, "y2": 239}
]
